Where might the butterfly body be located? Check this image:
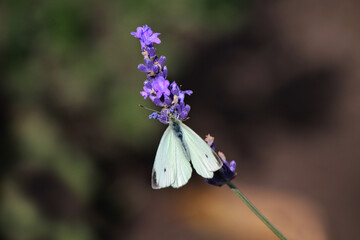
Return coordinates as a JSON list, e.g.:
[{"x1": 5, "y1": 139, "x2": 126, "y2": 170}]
[{"x1": 151, "y1": 119, "x2": 223, "y2": 189}]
